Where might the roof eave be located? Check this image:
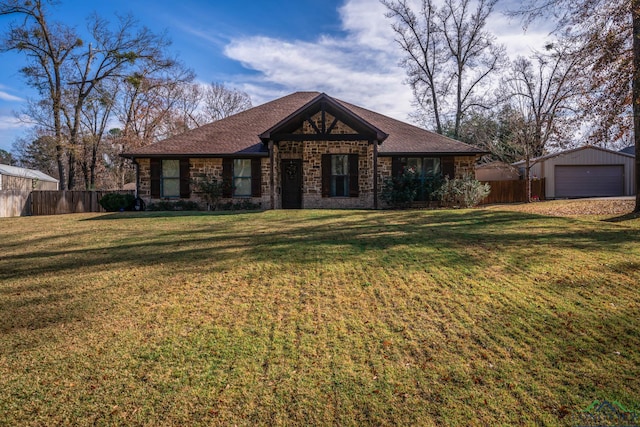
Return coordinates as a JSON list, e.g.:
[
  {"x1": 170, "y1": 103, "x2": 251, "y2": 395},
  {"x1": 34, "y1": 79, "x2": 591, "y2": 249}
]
[
  {"x1": 378, "y1": 150, "x2": 487, "y2": 156},
  {"x1": 120, "y1": 152, "x2": 269, "y2": 159}
]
